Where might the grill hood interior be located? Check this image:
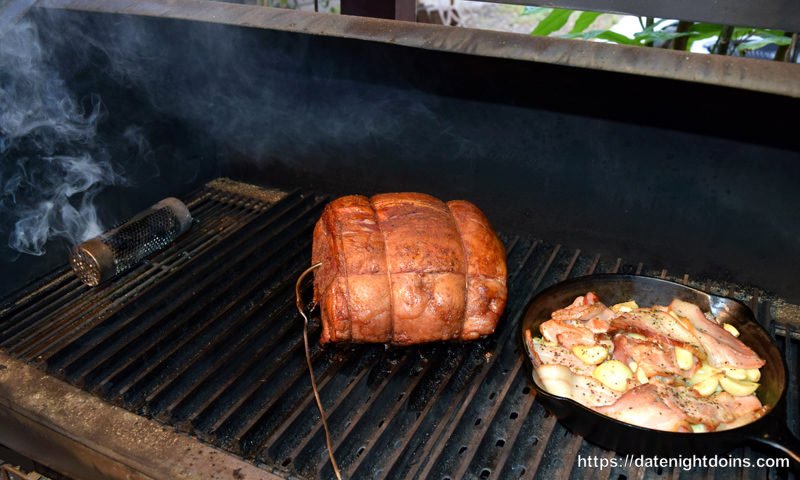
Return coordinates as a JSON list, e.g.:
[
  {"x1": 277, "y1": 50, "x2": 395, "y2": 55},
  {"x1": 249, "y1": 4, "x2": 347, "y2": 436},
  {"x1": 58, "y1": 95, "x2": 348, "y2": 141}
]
[{"x1": 1, "y1": 0, "x2": 799, "y2": 303}]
